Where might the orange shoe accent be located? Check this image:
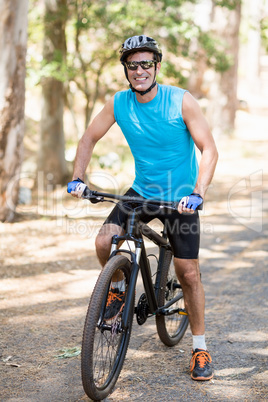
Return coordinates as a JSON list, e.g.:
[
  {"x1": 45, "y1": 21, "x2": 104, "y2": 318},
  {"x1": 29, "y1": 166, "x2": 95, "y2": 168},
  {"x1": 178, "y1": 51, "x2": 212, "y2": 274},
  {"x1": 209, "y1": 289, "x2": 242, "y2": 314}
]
[
  {"x1": 190, "y1": 349, "x2": 213, "y2": 381},
  {"x1": 106, "y1": 289, "x2": 124, "y2": 304},
  {"x1": 104, "y1": 288, "x2": 125, "y2": 320}
]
